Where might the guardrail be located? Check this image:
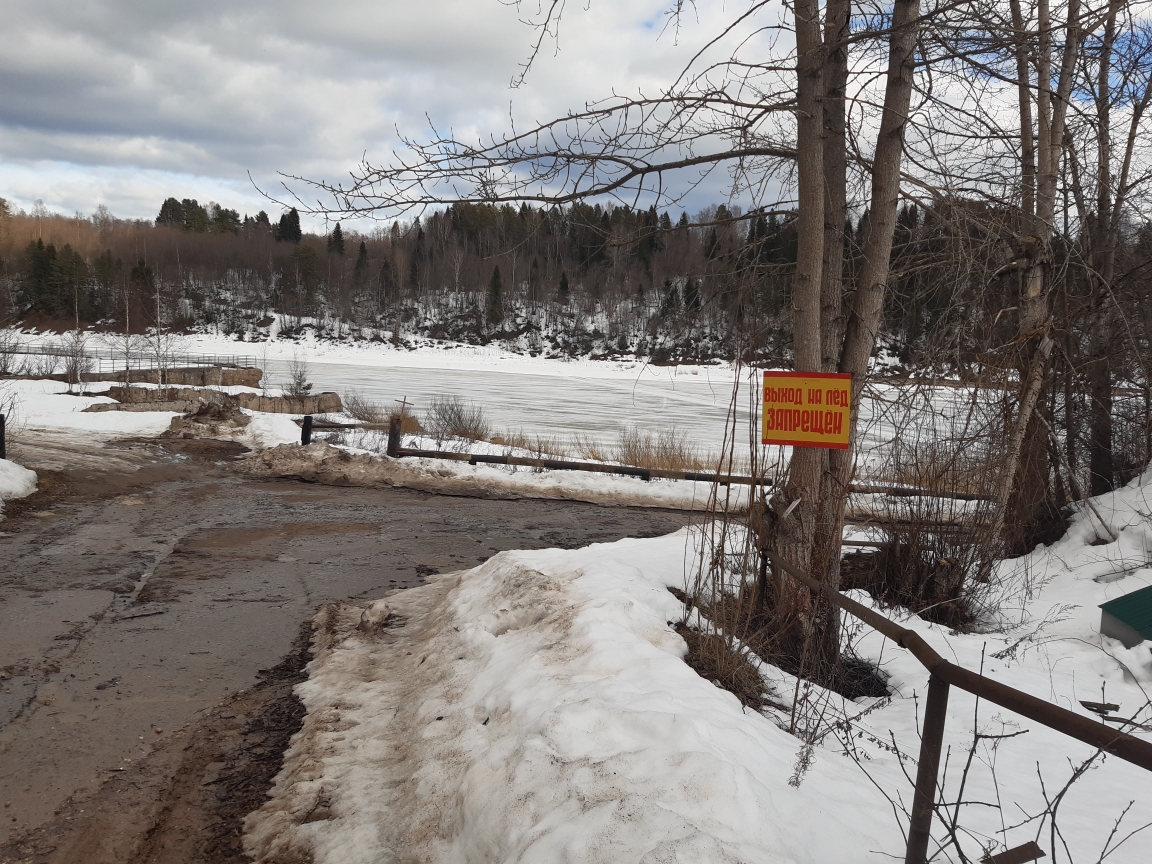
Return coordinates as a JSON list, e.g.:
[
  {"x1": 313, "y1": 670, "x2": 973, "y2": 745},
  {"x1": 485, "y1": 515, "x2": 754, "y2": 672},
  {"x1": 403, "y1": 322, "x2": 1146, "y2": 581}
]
[
  {"x1": 764, "y1": 551, "x2": 1152, "y2": 864},
  {"x1": 295, "y1": 417, "x2": 997, "y2": 501},
  {"x1": 4, "y1": 344, "x2": 257, "y2": 372}
]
